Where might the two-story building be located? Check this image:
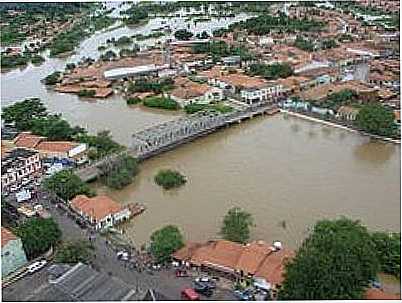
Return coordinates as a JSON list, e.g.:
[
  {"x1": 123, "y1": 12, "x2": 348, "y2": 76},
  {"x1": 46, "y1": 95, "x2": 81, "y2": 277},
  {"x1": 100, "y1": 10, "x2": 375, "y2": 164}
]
[
  {"x1": 70, "y1": 195, "x2": 131, "y2": 230},
  {"x1": 1, "y1": 227, "x2": 28, "y2": 277},
  {"x1": 1, "y1": 148, "x2": 42, "y2": 189},
  {"x1": 199, "y1": 67, "x2": 284, "y2": 105},
  {"x1": 167, "y1": 77, "x2": 223, "y2": 107}
]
